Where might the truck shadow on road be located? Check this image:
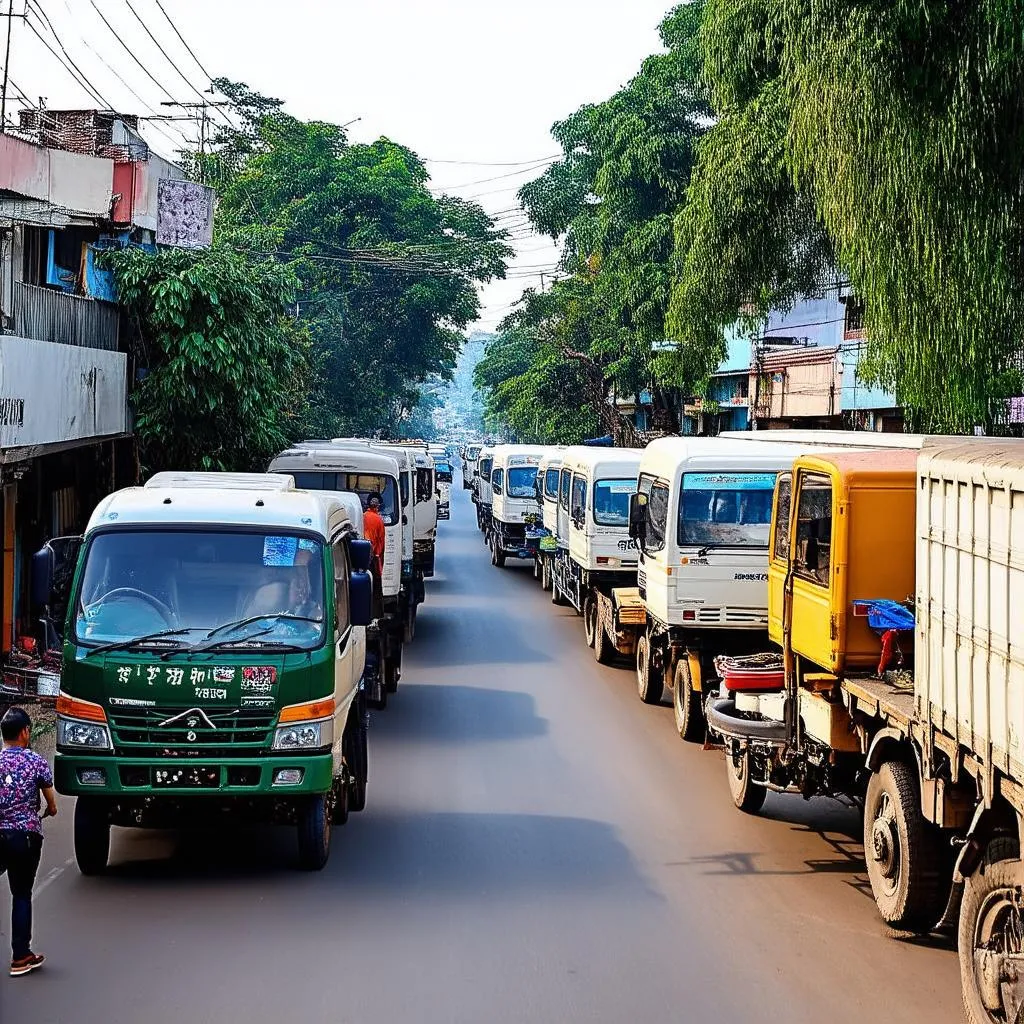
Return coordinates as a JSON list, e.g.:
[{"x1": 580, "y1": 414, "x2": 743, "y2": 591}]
[
  {"x1": 406, "y1": 606, "x2": 555, "y2": 668},
  {"x1": 98, "y1": 811, "x2": 654, "y2": 900},
  {"x1": 372, "y1": 683, "x2": 548, "y2": 745}
]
